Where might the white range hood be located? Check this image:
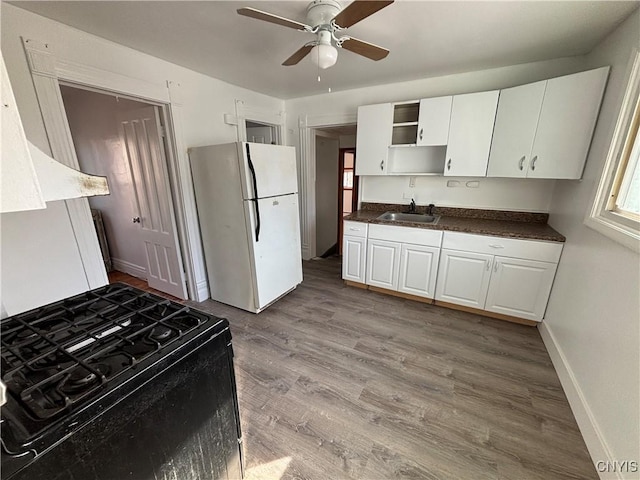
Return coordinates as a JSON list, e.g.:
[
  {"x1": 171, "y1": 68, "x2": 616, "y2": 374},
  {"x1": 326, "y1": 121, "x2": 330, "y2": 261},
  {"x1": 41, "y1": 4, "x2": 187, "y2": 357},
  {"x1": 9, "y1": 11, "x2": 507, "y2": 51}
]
[{"x1": 1, "y1": 55, "x2": 109, "y2": 214}]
